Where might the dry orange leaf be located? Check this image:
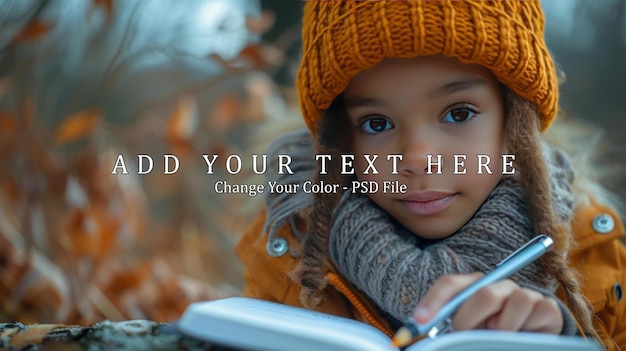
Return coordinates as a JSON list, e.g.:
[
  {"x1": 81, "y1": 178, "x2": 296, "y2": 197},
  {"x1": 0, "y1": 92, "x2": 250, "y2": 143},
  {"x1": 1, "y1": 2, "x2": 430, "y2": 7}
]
[
  {"x1": 11, "y1": 20, "x2": 54, "y2": 43},
  {"x1": 211, "y1": 44, "x2": 282, "y2": 71},
  {"x1": 9, "y1": 324, "x2": 68, "y2": 348},
  {"x1": 0, "y1": 177, "x2": 20, "y2": 203},
  {"x1": 99, "y1": 263, "x2": 150, "y2": 299},
  {"x1": 246, "y1": 10, "x2": 275, "y2": 34},
  {"x1": 239, "y1": 44, "x2": 283, "y2": 68},
  {"x1": 208, "y1": 93, "x2": 240, "y2": 131},
  {"x1": 64, "y1": 206, "x2": 119, "y2": 260},
  {"x1": 166, "y1": 97, "x2": 198, "y2": 153},
  {"x1": 208, "y1": 53, "x2": 246, "y2": 73},
  {"x1": 54, "y1": 109, "x2": 101, "y2": 146},
  {"x1": 90, "y1": 0, "x2": 115, "y2": 20},
  {"x1": 0, "y1": 111, "x2": 16, "y2": 136}
]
